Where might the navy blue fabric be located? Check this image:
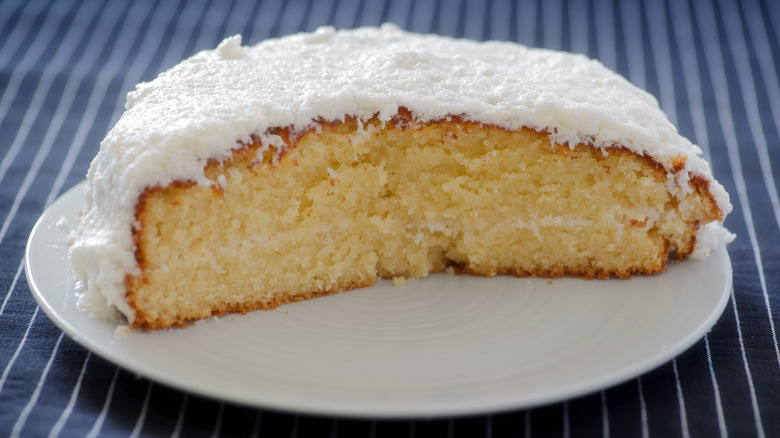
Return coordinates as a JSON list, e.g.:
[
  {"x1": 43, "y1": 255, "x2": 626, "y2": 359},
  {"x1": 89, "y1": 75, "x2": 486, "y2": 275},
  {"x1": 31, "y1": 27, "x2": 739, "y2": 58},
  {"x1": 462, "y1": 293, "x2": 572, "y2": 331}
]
[{"x1": 1, "y1": 0, "x2": 779, "y2": 436}]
